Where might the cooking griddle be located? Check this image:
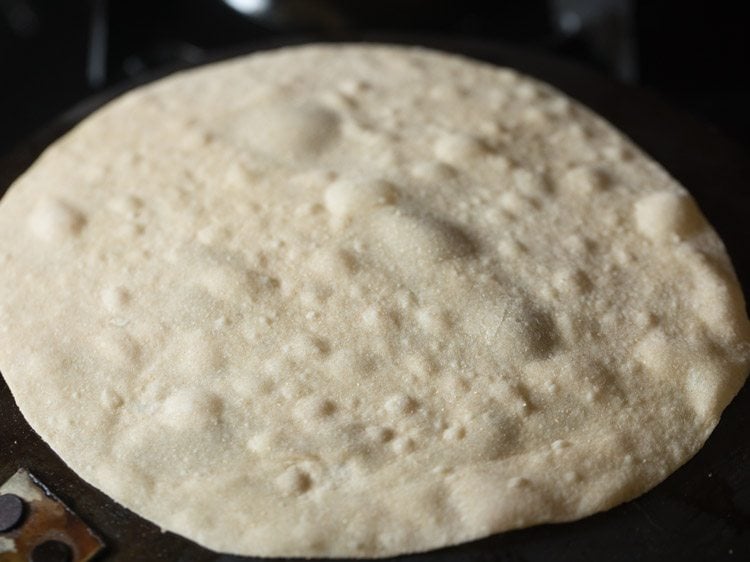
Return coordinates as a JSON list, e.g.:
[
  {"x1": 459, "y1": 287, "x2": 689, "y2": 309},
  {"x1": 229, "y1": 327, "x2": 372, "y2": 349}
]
[{"x1": 1, "y1": 36, "x2": 749, "y2": 562}]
